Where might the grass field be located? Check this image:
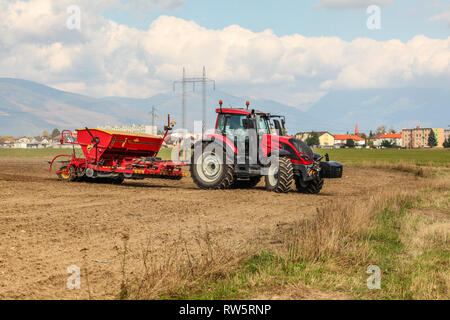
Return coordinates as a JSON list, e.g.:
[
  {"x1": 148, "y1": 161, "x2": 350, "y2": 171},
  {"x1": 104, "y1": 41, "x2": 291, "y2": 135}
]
[
  {"x1": 0, "y1": 147, "x2": 448, "y2": 166},
  {"x1": 0, "y1": 148, "x2": 83, "y2": 158},
  {"x1": 313, "y1": 148, "x2": 450, "y2": 165},
  {"x1": 0, "y1": 147, "x2": 171, "y2": 160}
]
